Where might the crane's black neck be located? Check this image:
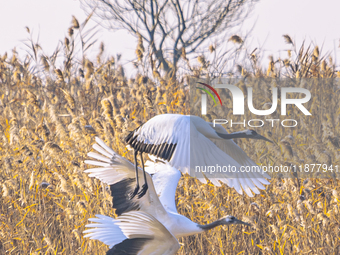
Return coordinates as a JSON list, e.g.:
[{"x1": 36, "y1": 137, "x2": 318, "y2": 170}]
[{"x1": 197, "y1": 219, "x2": 225, "y2": 231}]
